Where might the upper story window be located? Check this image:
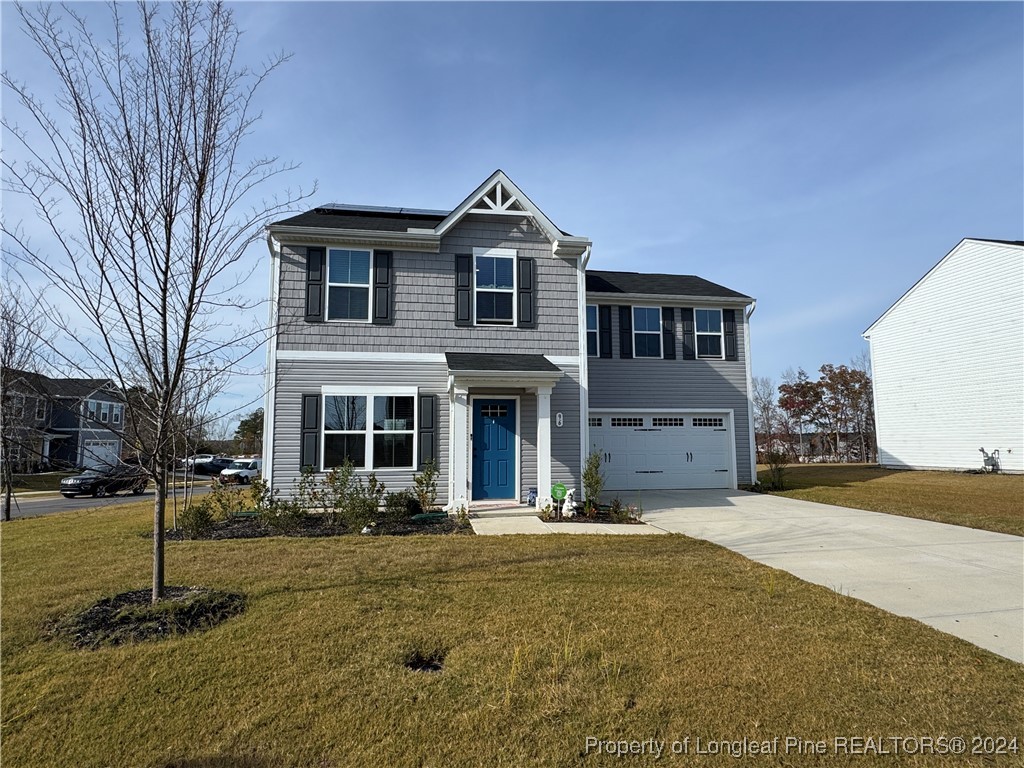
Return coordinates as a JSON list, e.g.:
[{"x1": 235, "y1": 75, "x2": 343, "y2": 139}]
[
  {"x1": 112, "y1": 404, "x2": 123, "y2": 425},
  {"x1": 84, "y1": 400, "x2": 98, "y2": 421},
  {"x1": 586, "y1": 305, "x2": 599, "y2": 356},
  {"x1": 474, "y1": 249, "x2": 515, "y2": 325},
  {"x1": 695, "y1": 309, "x2": 723, "y2": 359},
  {"x1": 632, "y1": 307, "x2": 662, "y2": 358},
  {"x1": 35, "y1": 398, "x2": 46, "y2": 421},
  {"x1": 100, "y1": 402, "x2": 110, "y2": 423},
  {"x1": 327, "y1": 249, "x2": 371, "y2": 321}
]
